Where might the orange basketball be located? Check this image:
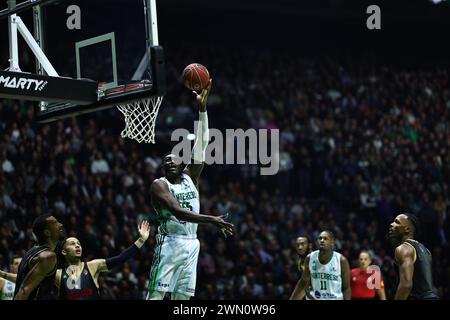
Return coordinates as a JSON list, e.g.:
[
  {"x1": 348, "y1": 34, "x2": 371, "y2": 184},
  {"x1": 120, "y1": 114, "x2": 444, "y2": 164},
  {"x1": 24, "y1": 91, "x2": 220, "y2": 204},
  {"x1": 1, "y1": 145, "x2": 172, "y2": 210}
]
[{"x1": 181, "y1": 63, "x2": 210, "y2": 91}]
